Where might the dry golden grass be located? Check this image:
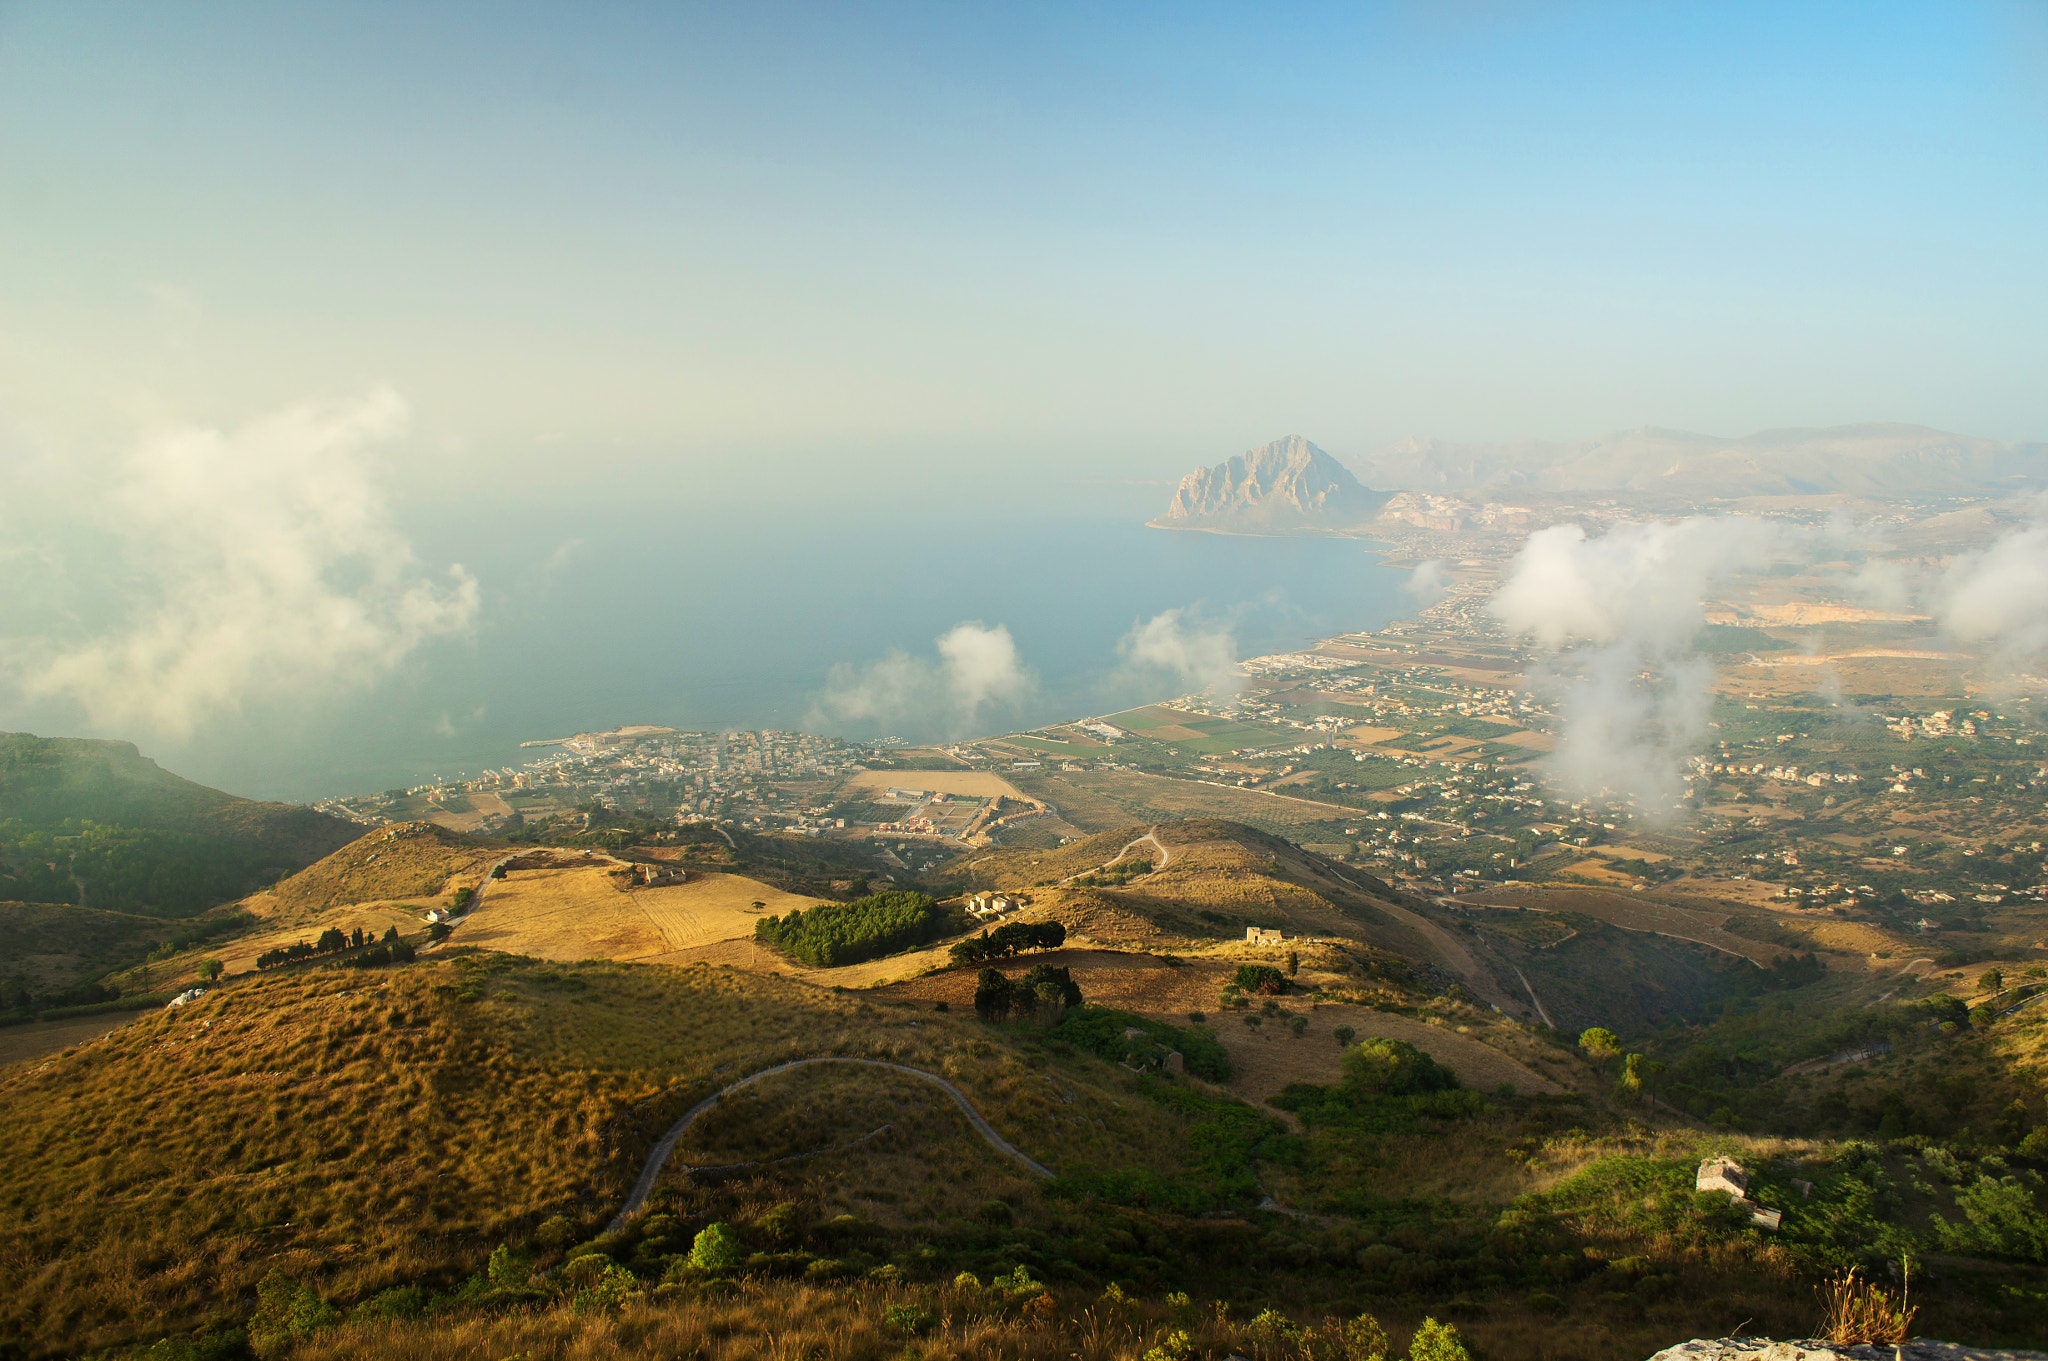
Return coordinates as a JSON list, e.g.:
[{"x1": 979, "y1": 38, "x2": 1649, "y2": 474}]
[
  {"x1": 452, "y1": 863, "x2": 821, "y2": 963},
  {"x1": 257, "y1": 823, "x2": 499, "y2": 920},
  {"x1": 1471, "y1": 885, "x2": 1799, "y2": 967},
  {"x1": 274, "y1": 1279, "x2": 1539, "y2": 1361},
  {"x1": 638, "y1": 873, "x2": 825, "y2": 954},
  {"x1": 1, "y1": 956, "x2": 1164, "y2": 1357}
]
